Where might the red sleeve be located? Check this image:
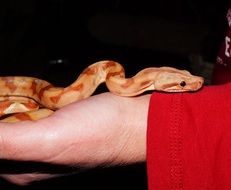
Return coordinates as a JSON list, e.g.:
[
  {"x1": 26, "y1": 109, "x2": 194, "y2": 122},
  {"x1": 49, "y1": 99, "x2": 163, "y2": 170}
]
[{"x1": 147, "y1": 83, "x2": 231, "y2": 190}]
